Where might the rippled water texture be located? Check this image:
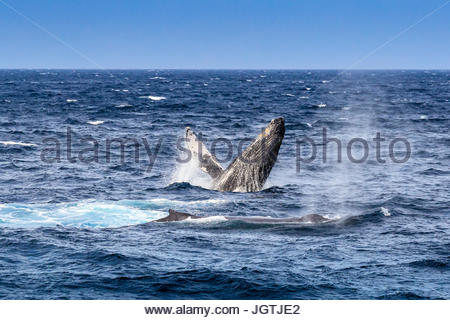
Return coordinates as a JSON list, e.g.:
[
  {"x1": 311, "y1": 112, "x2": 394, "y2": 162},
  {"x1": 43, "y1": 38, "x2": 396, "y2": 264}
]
[{"x1": 0, "y1": 70, "x2": 448, "y2": 299}]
